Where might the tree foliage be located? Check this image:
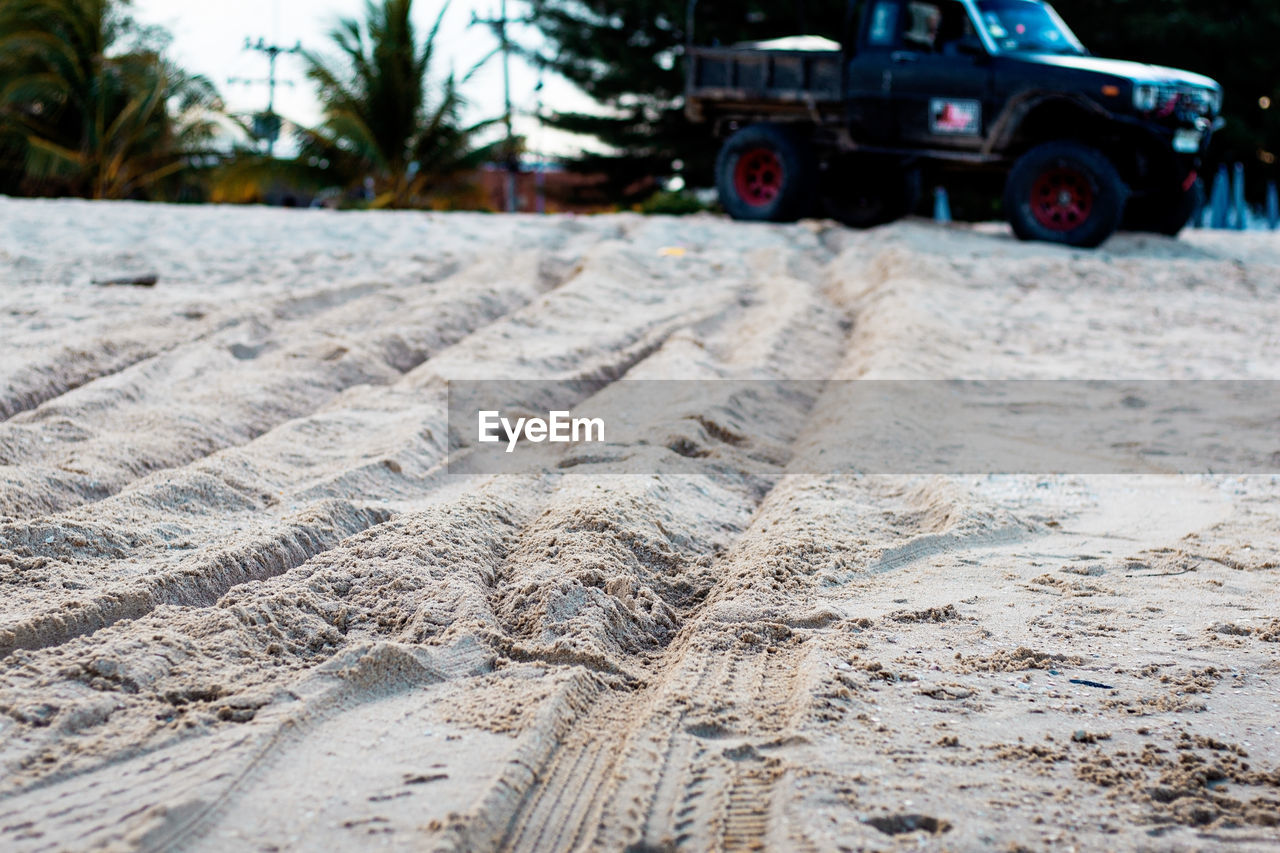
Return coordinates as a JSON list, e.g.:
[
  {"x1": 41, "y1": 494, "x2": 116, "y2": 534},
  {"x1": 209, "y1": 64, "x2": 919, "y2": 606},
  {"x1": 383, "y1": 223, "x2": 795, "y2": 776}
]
[
  {"x1": 0, "y1": 0, "x2": 222, "y2": 199},
  {"x1": 292, "y1": 0, "x2": 502, "y2": 208}
]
